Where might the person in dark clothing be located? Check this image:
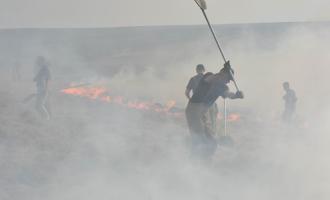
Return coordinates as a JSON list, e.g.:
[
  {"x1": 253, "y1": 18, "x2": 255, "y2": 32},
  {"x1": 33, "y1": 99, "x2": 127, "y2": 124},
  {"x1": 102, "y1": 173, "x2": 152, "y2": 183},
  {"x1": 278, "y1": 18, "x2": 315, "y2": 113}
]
[
  {"x1": 185, "y1": 61, "x2": 244, "y2": 159},
  {"x1": 282, "y1": 82, "x2": 297, "y2": 123},
  {"x1": 185, "y1": 64, "x2": 219, "y2": 139},
  {"x1": 34, "y1": 56, "x2": 51, "y2": 120},
  {"x1": 185, "y1": 64, "x2": 205, "y2": 99}
]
